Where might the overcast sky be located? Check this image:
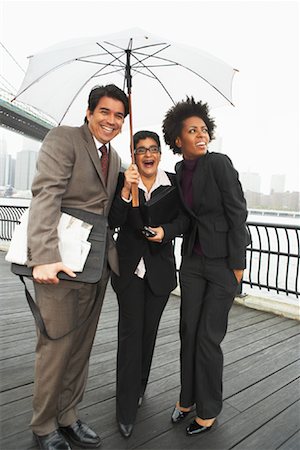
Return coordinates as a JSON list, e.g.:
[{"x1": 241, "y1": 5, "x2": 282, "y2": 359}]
[{"x1": 0, "y1": 0, "x2": 299, "y2": 193}]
